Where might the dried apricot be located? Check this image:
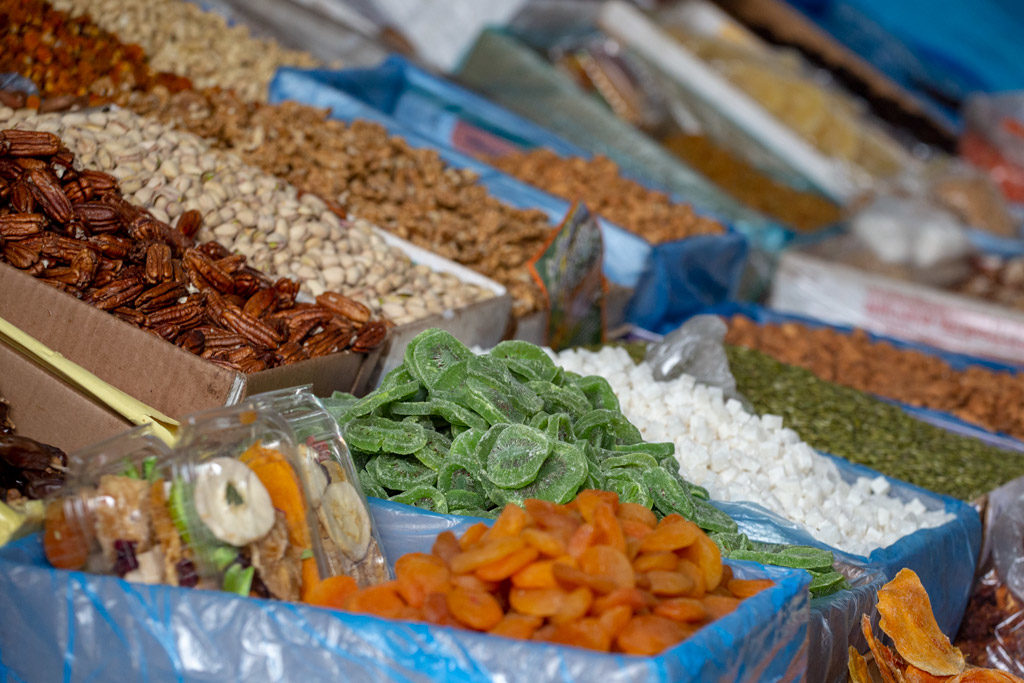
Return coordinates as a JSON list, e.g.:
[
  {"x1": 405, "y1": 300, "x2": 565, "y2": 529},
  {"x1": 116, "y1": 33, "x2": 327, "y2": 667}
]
[
  {"x1": 43, "y1": 501, "x2": 89, "y2": 570},
  {"x1": 598, "y1": 604, "x2": 633, "y2": 635},
  {"x1": 616, "y1": 614, "x2": 691, "y2": 656},
  {"x1": 639, "y1": 516, "x2": 700, "y2": 553},
  {"x1": 620, "y1": 520, "x2": 654, "y2": 540},
  {"x1": 547, "y1": 618, "x2": 612, "y2": 652},
  {"x1": 525, "y1": 498, "x2": 580, "y2": 536},
  {"x1": 702, "y1": 594, "x2": 740, "y2": 619},
  {"x1": 727, "y1": 578, "x2": 773, "y2": 599},
  {"x1": 509, "y1": 587, "x2": 567, "y2": 617},
  {"x1": 432, "y1": 530, "x2": 460, "y2": 564},
  {"x1": 592, "y1": 587, "x2": 649, "y2": 614},
  {"x1": 476, "y1": 546, "x2": 540, "y2": 582},
  {"x1": 592, "y1": 503, "x2": 626, "y2": 552},
  {"x1": 616, "y1": 502, "x2": 657, "y2": 528},
  {"x1": 395, "y1": 553, "x2": 451, "y2": 607},
  {"x1": 487, "y1": 503, "x2": 530, "y2": 539},
  {"x1": 450, "y1": 537, "x2": 526, "y2": 574},
  {"x1": 522, "y1": 527, "x2": 567, "y2": 557},
  {"x1": 489, "y1": 613, "x2": 543, "y2": 639},
  {"x1": 422, "y1": 591, "x2": 455, "y2": 626},
  {"x1": 566, "y1": 523, "x2": 598, "y2": 558},
  {"x1": 633, "y1": 552, "x2": 679, "y2": 573},
  {"x1": 551, "y1": 586, "x2": 593, "y2": 624},
  {"x1": 575, "y1": 490, "x2": 619, "y2": 522},
  {"x1": 676, "y1": 559, "x2": 706, "y2": 598},
  {"x1": 654, "y1": 597, "x2": 708, "y2": 623},
  {"x1": 447, "y1": 586, "x2": 504, "y2": 630},
  {"x1": 512, "y1": 559, "x2": 559, "y2": 589},
  {"x1": 579, "y1": 545, "x2": 635, "y2": 589},
  {"x1": 451, "y1": 574, "x2": 499, "y2": 593},
  {"x1": 643, "y1": 570, "x2": 696, "y2": 597},
  {"x1": 305, "y1": 575, "x2": 359, "y2": 609},
  {"x1": 679, "y1": 533, "x2": 723, "y2": 591},
  {"x1": 458, "y1": 522, "x2": 490, "y2": 550},
  {"x1": 552, "y1": 562, "x2": 617, "y2": 594},
  {"x1": 344, "y1": 582, "x2": 407, "y2": 619}
]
